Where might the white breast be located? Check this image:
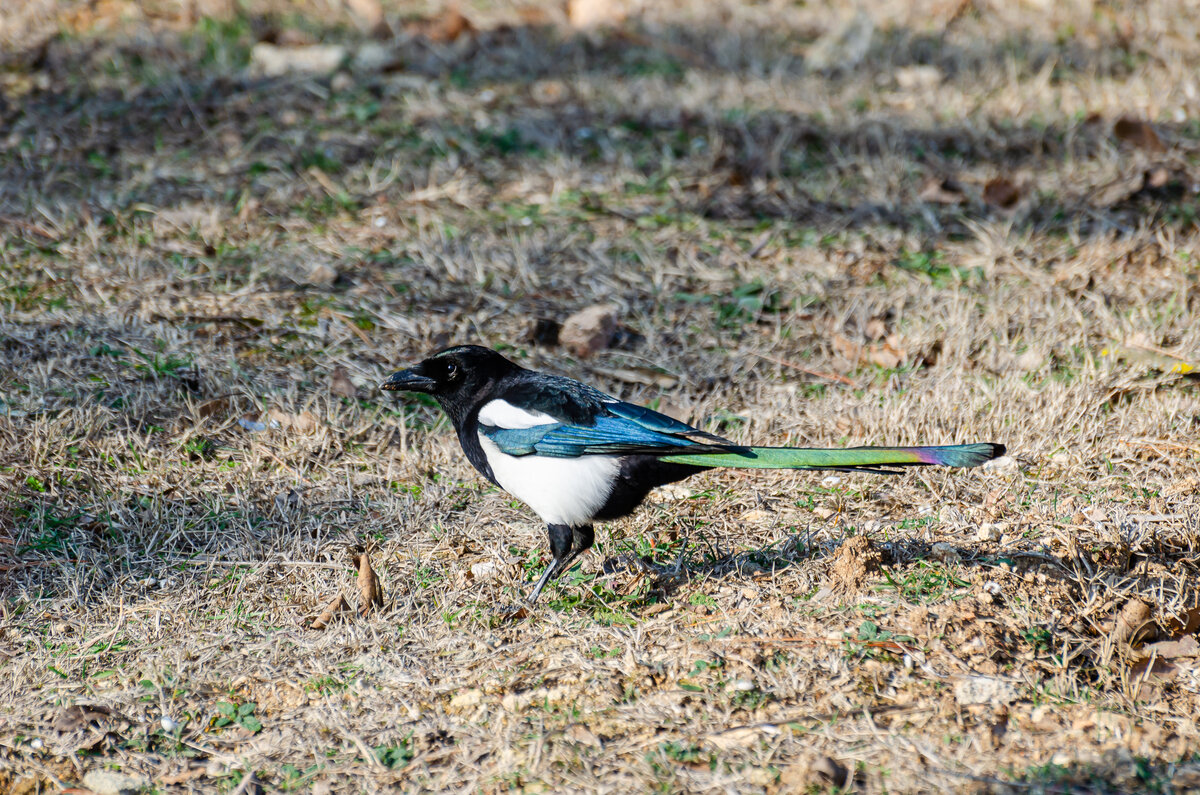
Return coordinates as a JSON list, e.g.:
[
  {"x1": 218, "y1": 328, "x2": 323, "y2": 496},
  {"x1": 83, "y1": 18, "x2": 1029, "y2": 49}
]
[
  {"x1": 477, "y1": 399, "x2": 557, "y2": 429},
  {"x1": 475, "y1": 399, "x2": 619, "y2": 526}
]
